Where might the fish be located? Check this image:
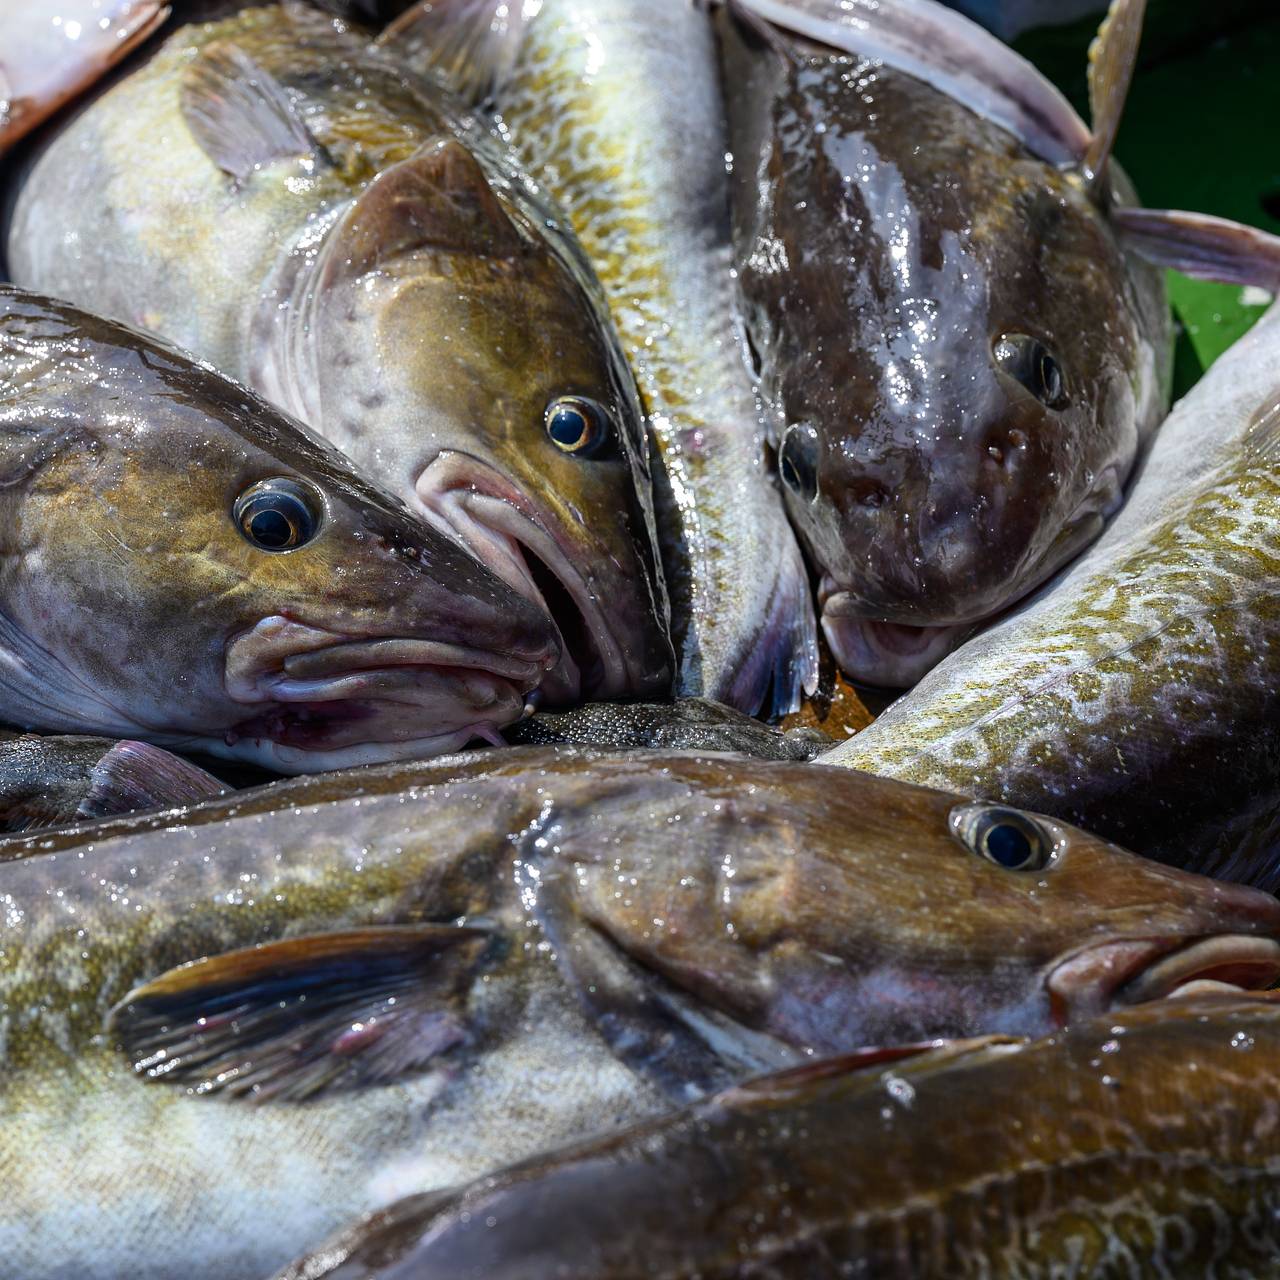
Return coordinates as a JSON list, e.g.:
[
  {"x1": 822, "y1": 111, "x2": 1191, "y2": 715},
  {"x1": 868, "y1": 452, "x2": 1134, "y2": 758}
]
[
  {"x1": 278, "y1": 990, "x2": 1280, "y2": 1279},
  {"x1": 0, "y1": 0, "x2": 169, "y2": 155},
  {"x1": 822, "y1": 299, "x2": 1280, "y2": 890},
  {"x1": 382, "y1": 0, "x2": 820, "y2": 717},
  {"x1": 0, "y1": 730, "x2": 225, "y2": 829},
  {"x1": 503, "y1": 696, "x2": 833, "y2": 760},
  {"x1": 4, "y1": 745, "x2": 1277, "y2": 1279},
  {"x1": 0, "y1": 285, "x2": 558, "y2": 773},
  {"x1": 717, "y1": 0, "x2": 1280, "y2": 689},
  {"x1": 5, "y1": 3, "x2": 673, "y2": 705}
]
